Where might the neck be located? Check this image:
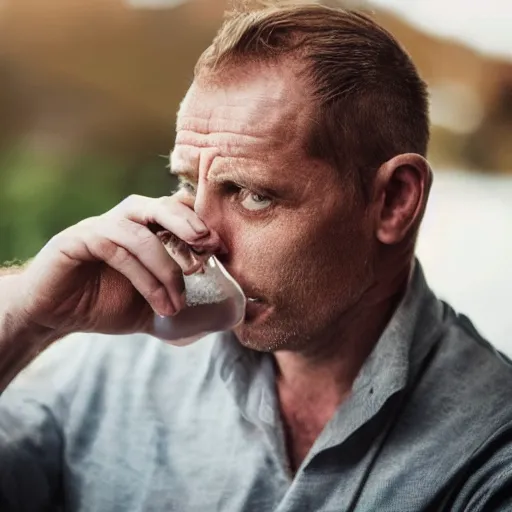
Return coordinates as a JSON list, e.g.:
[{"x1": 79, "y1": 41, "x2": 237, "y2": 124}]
[
  {"x1": 273, "y1": 251, "x2": 414, "y2": 473},
  {"x1": 274, "y1": 257, "x2": 413, "y2": 405}
]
